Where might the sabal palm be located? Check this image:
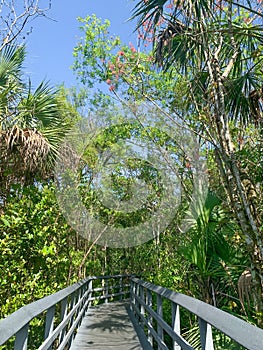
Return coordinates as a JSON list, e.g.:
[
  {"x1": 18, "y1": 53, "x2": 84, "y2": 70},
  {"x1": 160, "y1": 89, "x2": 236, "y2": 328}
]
[{"x1": 0, "y1": 45, "x2": 69, "y2": 199}]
